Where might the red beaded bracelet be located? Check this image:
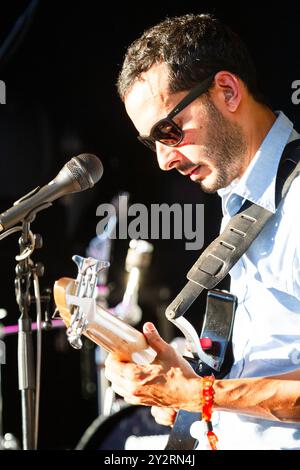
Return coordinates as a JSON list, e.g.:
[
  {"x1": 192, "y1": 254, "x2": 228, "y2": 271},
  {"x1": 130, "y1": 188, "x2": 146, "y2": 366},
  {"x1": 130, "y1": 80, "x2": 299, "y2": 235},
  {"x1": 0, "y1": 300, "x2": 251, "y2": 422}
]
[{"x1": 202, "y1": 375, "x2": 218, "y2": 450}]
